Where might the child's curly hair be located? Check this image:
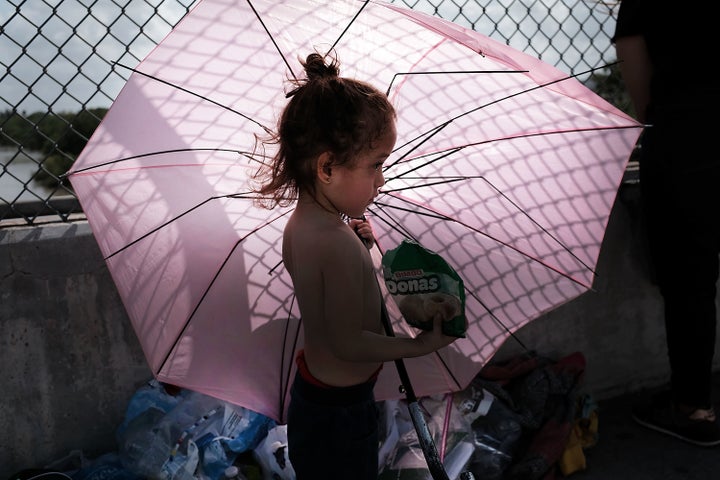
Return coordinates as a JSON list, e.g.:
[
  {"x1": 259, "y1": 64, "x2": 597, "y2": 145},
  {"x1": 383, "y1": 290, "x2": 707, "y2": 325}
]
[{"x1": 253, "y1": 51, "x2": 396, "y2": 208}]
